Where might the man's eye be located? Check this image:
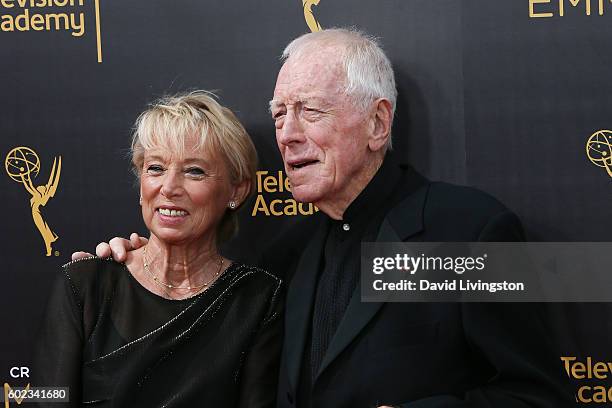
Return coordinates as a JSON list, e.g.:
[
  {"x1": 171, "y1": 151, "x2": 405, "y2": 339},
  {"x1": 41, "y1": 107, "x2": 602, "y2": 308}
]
[
  {"x1": 146, "y1": 165, "x2": 164, "y2": 174},
  {"x1": 273, "y1": 111, "x2": 286, "y2": 120}
]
